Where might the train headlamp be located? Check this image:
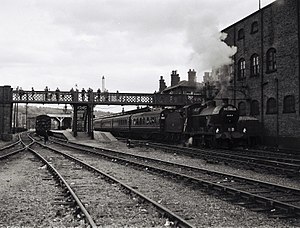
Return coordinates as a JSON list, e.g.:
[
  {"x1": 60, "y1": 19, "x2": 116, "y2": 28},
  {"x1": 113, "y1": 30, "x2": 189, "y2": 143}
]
[
  {"x1": 243, "y1": 128, "x2": 247, "y2": 133},
  {"x1": 216, "y1": 128, "x2": 220, "y2": 133}
]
